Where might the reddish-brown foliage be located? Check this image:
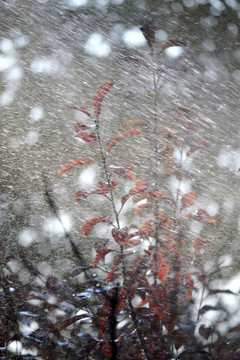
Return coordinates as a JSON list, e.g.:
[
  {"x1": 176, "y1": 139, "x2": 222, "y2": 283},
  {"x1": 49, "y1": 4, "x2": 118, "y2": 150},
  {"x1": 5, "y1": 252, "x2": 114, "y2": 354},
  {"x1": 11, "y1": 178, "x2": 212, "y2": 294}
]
[
  {"x1": 8, "y1": 32, "x2": 228, "y2": 360},
  {"x1": 80, "y1": 216, "x2": 112, "y2": 236},
  {"x1": 57, "y1": 158, "x2": 94, "y2": 176},
  {"x1": 93, "y1": 248, "x2": 114, "y2": 267},
  {"x1": 75, "y1": 130, "x2": 98, "y2": 143},
  {"x1": 94, "y1": 81, "x2": 114, "y2": 118},
  {"x1": 107, "y1": 128, "x2": 143, "y2": 152},
  {"x1": 181, "y1": 191, "x2": 197, "y2": 210},
  {"x1": 66, "y1": 105, "x2": 91, "y2": 117}
]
